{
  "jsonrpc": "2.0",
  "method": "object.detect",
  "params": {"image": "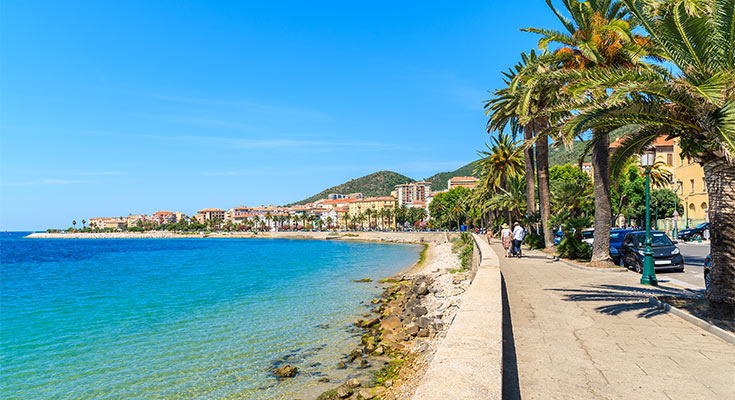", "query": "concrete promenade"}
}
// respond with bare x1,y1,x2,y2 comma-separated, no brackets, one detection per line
497,244,735,400
412,234,503,399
